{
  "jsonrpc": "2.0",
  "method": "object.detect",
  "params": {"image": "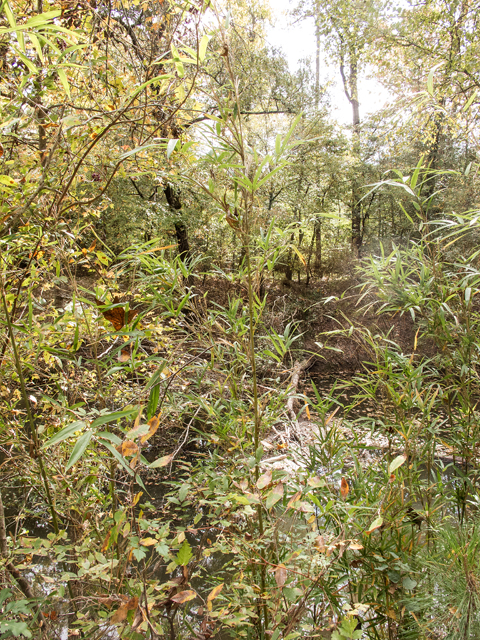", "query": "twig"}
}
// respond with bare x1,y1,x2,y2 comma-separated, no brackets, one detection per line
167,408,201,474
